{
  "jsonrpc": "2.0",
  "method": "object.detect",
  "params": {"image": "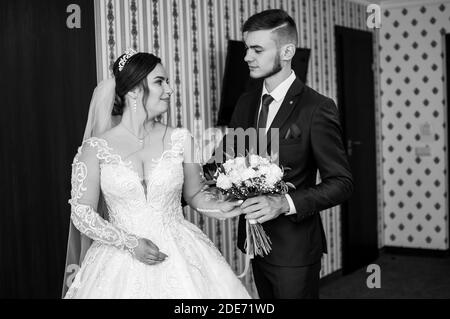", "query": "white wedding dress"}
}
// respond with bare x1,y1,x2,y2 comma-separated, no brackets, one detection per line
64,128,250,298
